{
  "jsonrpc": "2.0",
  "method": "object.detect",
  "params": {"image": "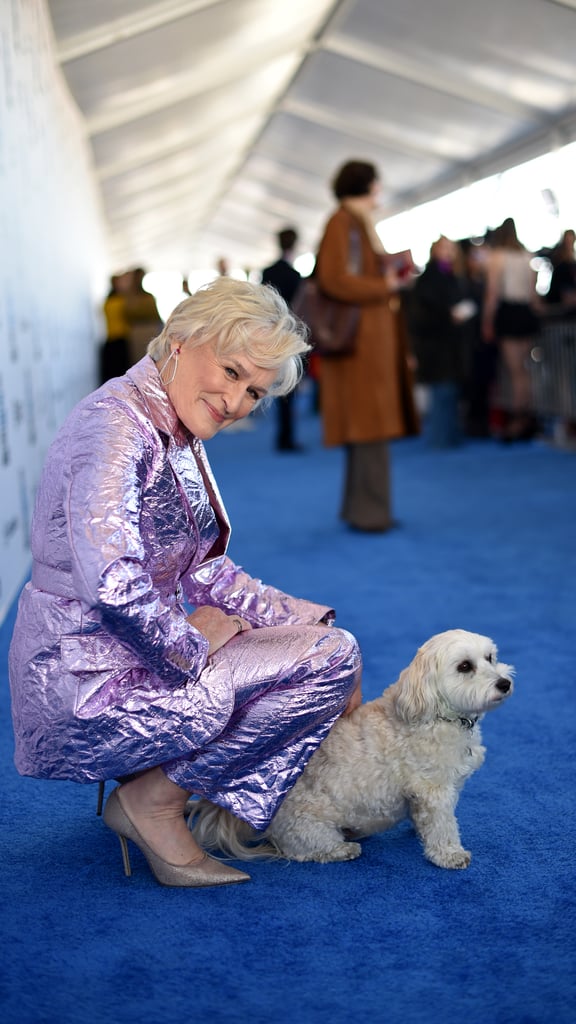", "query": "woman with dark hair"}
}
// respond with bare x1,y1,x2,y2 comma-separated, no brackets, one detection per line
408,236,473,448
546,228,576,312
315,160,418,532
331,161,379,200
482,217,540,441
